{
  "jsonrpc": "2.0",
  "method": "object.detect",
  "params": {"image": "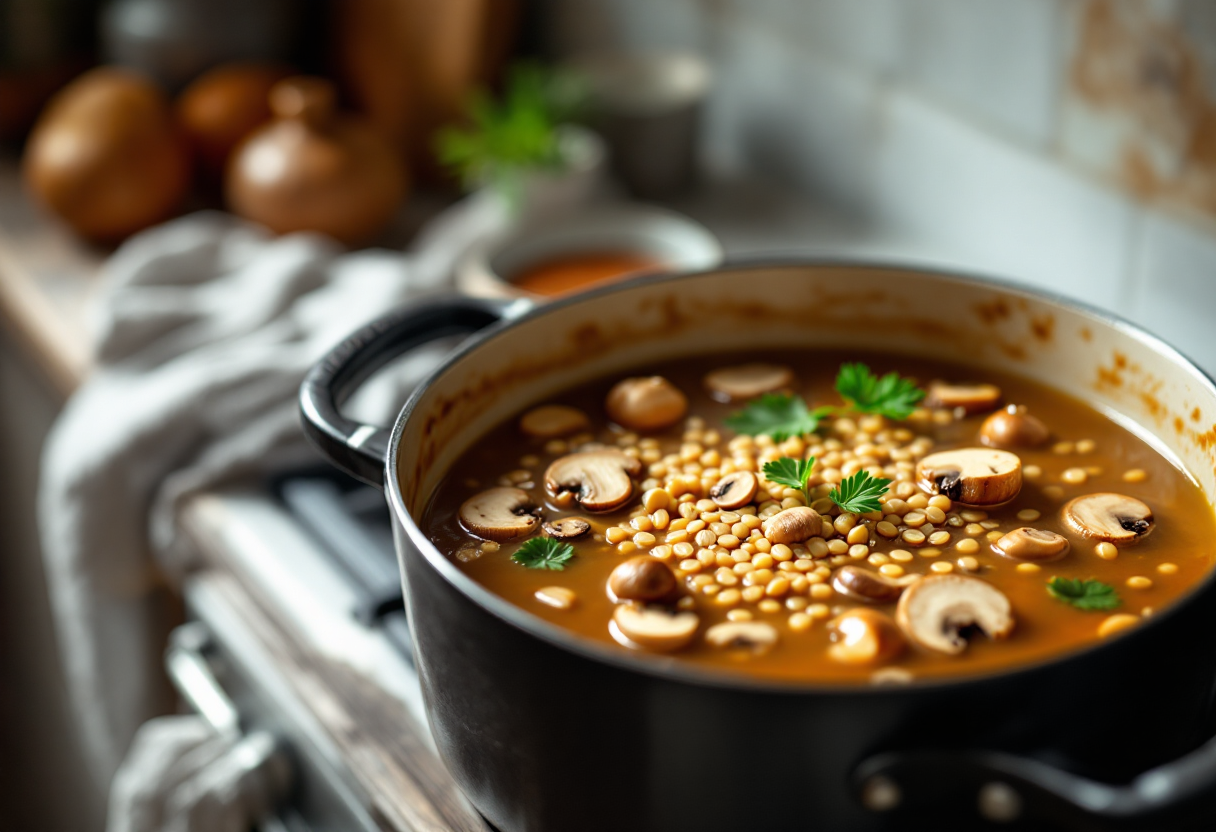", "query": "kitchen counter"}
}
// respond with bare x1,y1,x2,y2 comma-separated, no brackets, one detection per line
0,161,100,396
